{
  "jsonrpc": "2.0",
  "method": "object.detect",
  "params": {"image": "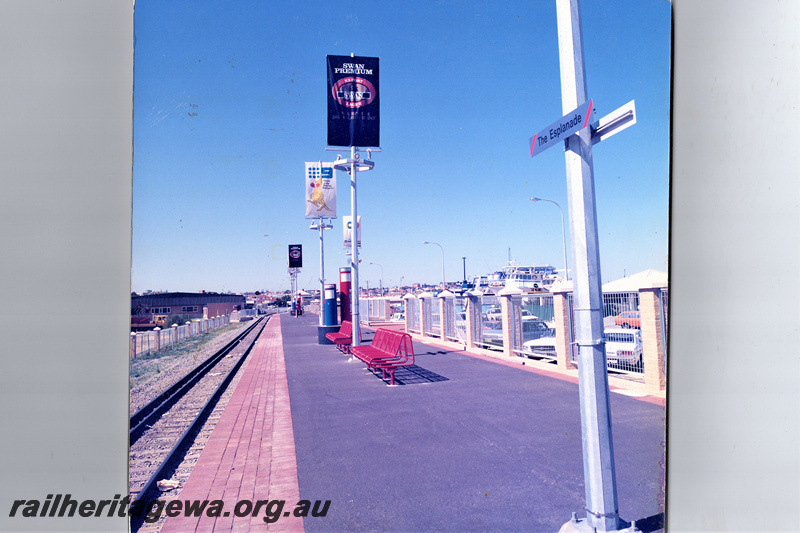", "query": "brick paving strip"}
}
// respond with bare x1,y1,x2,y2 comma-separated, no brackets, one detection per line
161,314,303,533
